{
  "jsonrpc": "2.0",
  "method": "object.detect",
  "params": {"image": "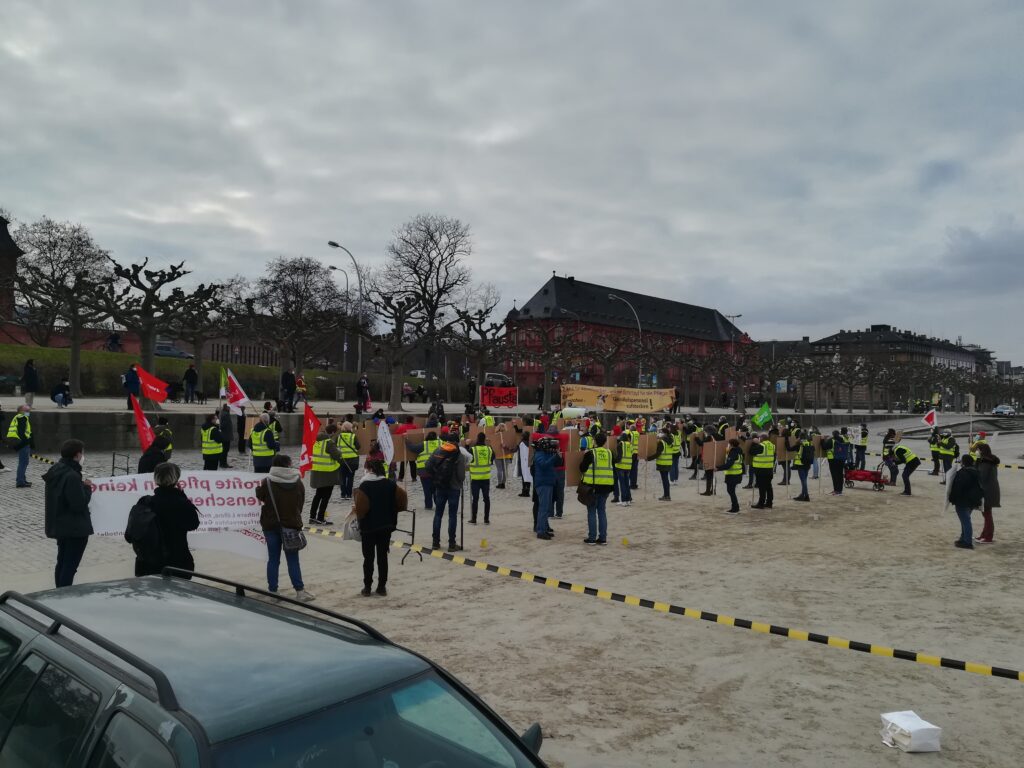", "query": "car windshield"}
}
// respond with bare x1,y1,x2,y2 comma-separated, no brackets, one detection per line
212,671,538,768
